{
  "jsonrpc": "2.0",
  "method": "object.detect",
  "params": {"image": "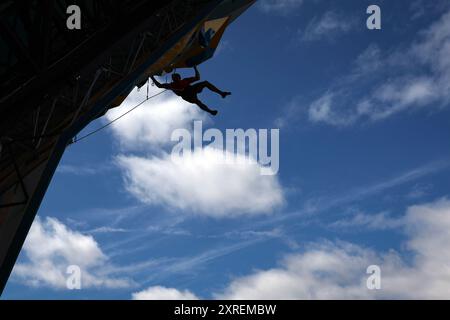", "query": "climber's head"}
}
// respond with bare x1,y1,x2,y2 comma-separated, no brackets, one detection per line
172,73,181,81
